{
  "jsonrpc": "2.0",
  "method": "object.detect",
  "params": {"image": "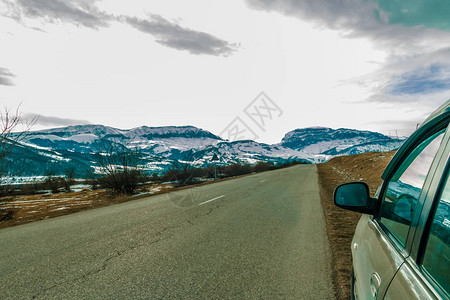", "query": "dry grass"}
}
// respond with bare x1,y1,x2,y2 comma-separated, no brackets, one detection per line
0,184,173,229
317,151,396,300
